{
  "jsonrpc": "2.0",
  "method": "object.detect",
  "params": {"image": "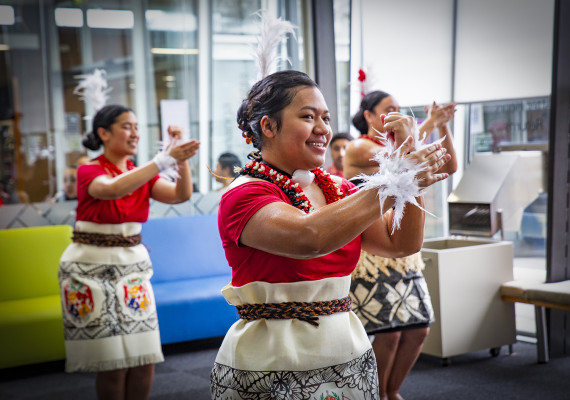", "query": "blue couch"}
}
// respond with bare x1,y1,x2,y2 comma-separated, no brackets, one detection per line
141,214,237,344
